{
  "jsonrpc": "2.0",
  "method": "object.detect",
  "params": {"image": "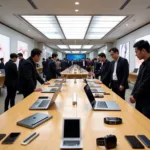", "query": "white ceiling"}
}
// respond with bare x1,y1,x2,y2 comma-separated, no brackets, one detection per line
0,0,150,53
